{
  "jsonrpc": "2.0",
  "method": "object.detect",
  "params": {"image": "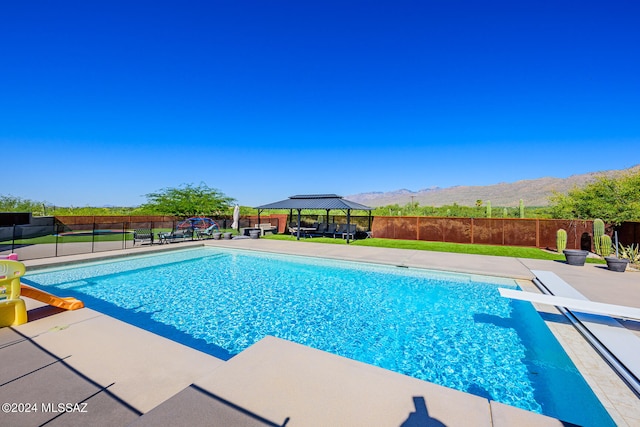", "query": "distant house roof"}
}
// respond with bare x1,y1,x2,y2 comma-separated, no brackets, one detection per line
256,194,373,211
